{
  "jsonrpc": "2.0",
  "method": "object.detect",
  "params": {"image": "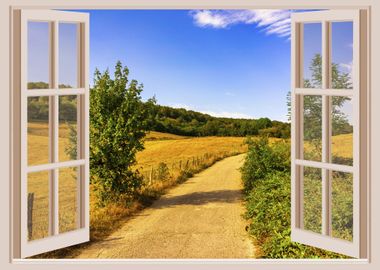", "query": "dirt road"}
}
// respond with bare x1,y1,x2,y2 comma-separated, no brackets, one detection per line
75,154,255,259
